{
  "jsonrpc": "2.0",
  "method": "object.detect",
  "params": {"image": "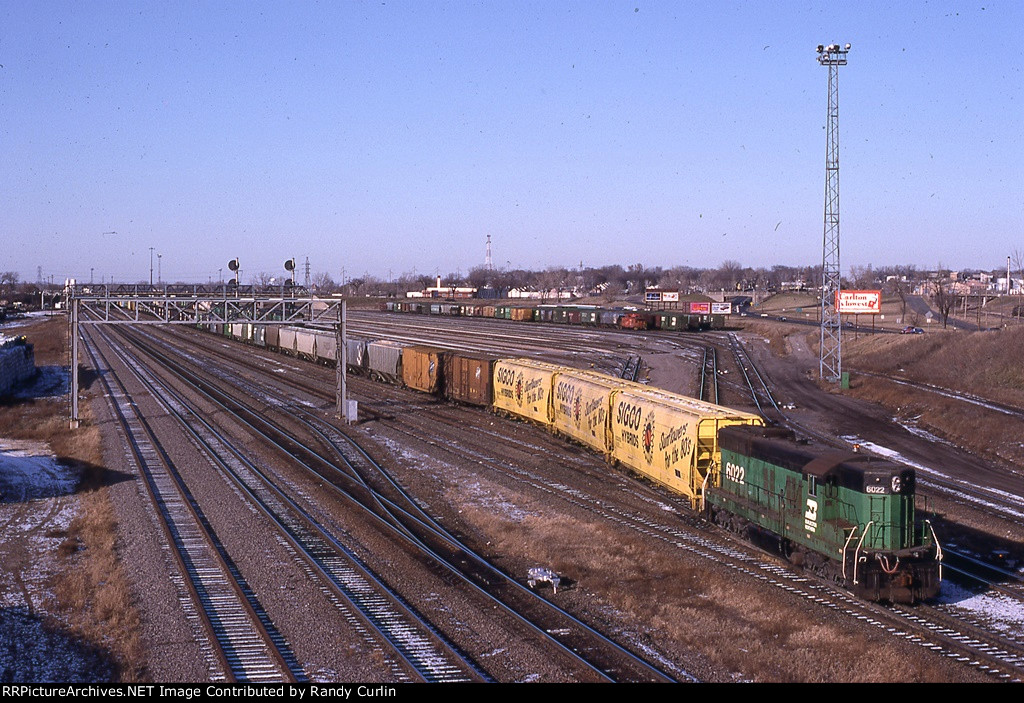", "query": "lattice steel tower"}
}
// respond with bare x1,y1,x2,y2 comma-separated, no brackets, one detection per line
817,43,850,383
